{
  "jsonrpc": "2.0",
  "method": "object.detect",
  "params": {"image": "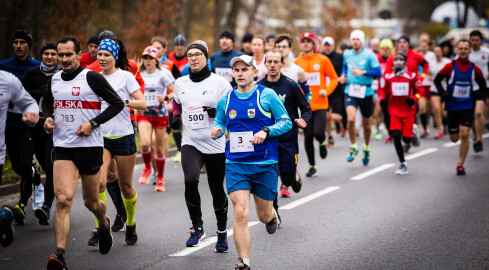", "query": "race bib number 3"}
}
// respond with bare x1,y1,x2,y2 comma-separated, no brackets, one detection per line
306,72,320,86
453,85,470,98
215,68,233,82
56,109,82,129
391,82,409,96
144,91,159,107
348,84,366,98
229,131,254,153
187,111,209,129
